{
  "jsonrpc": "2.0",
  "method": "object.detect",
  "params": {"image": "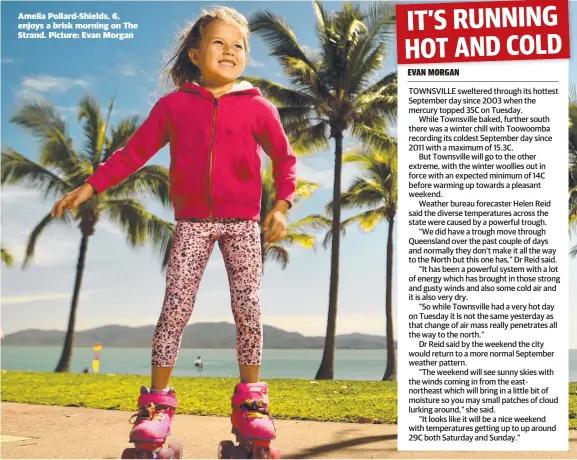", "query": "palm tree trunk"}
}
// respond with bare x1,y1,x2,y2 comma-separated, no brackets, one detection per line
54,234,89,372
383,213,396,381
315,133,344,380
